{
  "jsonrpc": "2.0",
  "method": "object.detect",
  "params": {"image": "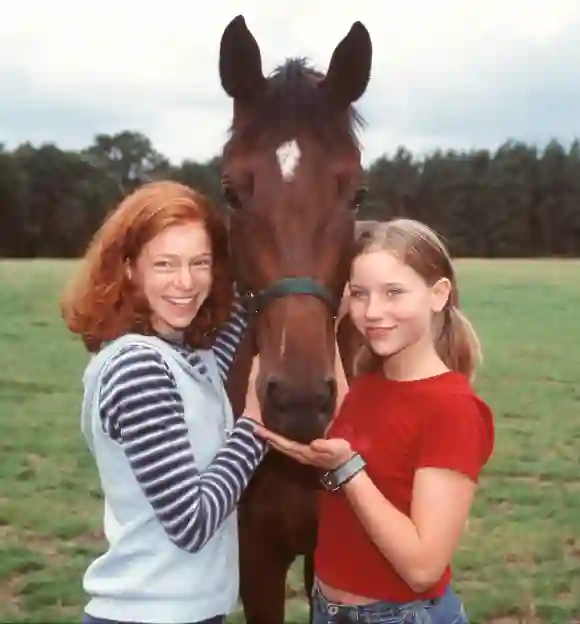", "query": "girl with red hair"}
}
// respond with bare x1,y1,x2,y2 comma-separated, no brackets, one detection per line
62,180,264,624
